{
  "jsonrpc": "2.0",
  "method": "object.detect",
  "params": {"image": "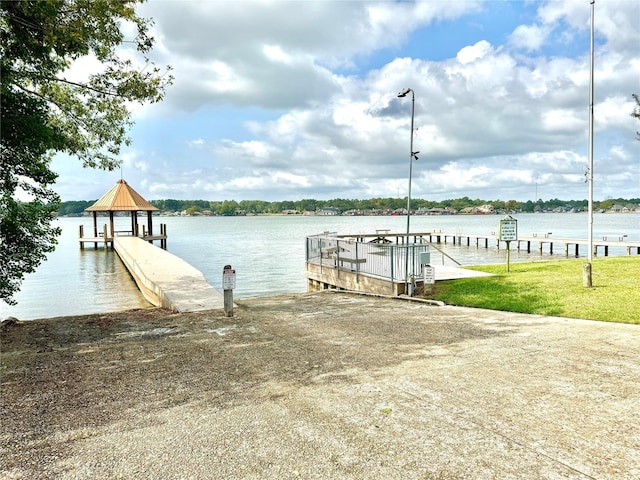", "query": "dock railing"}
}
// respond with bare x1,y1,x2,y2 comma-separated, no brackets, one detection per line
306,233,430,282
79,223,168,249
